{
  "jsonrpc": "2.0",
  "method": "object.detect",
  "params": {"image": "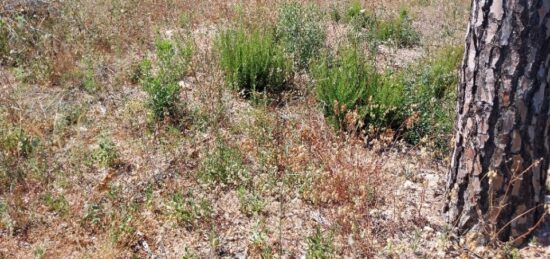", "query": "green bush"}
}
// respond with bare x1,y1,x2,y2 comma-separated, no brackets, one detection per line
276,1,325,70
237,186,264,216
91,134,118,168
403,46,463,149
43,193,69,216
0,116,42,190
140,37,193,120
330,6,342,23
366,71,407,130
312,47,407,131
345,1,375,29
373,9,419,47
306,227,334,258
311,47,375,130
217,28,291,94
